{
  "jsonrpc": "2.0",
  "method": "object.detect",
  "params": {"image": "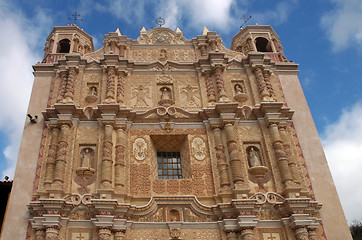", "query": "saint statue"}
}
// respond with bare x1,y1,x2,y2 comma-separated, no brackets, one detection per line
80,148,92,168
248,147,262,167
235,84,243,95
90,87,97,96
161,88,171,100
